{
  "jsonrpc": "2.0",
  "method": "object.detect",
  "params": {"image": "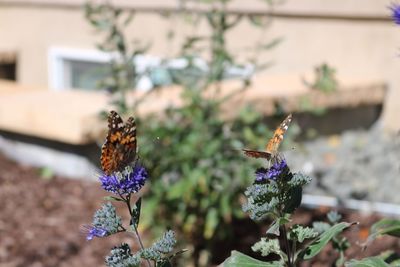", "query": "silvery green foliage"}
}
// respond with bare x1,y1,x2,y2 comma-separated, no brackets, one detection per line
311,212,351,266
266,215,291,236
242,171,311,220
327,210,342,223
312,221,331,234
289,225,318,243
93,202,122,235
141,230,177,261
140,248,161,262
105,243,141,267
251,238,283,258
152,230,176,254
242,183,279,221
288,173,312,187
